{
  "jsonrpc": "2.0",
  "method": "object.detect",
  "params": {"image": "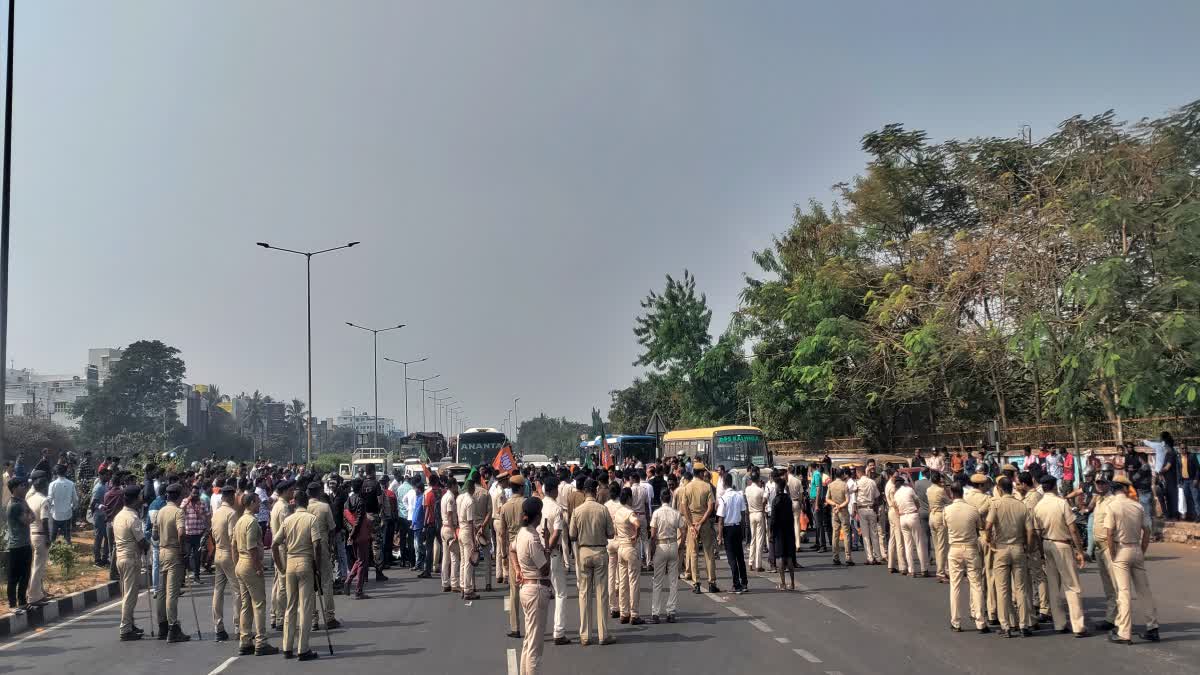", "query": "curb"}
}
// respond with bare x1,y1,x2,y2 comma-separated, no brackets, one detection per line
0,579,120,639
